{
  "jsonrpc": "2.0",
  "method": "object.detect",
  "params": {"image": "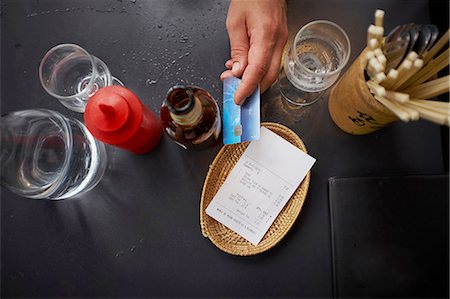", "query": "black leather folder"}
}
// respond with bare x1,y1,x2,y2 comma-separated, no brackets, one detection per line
329,174,449,298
